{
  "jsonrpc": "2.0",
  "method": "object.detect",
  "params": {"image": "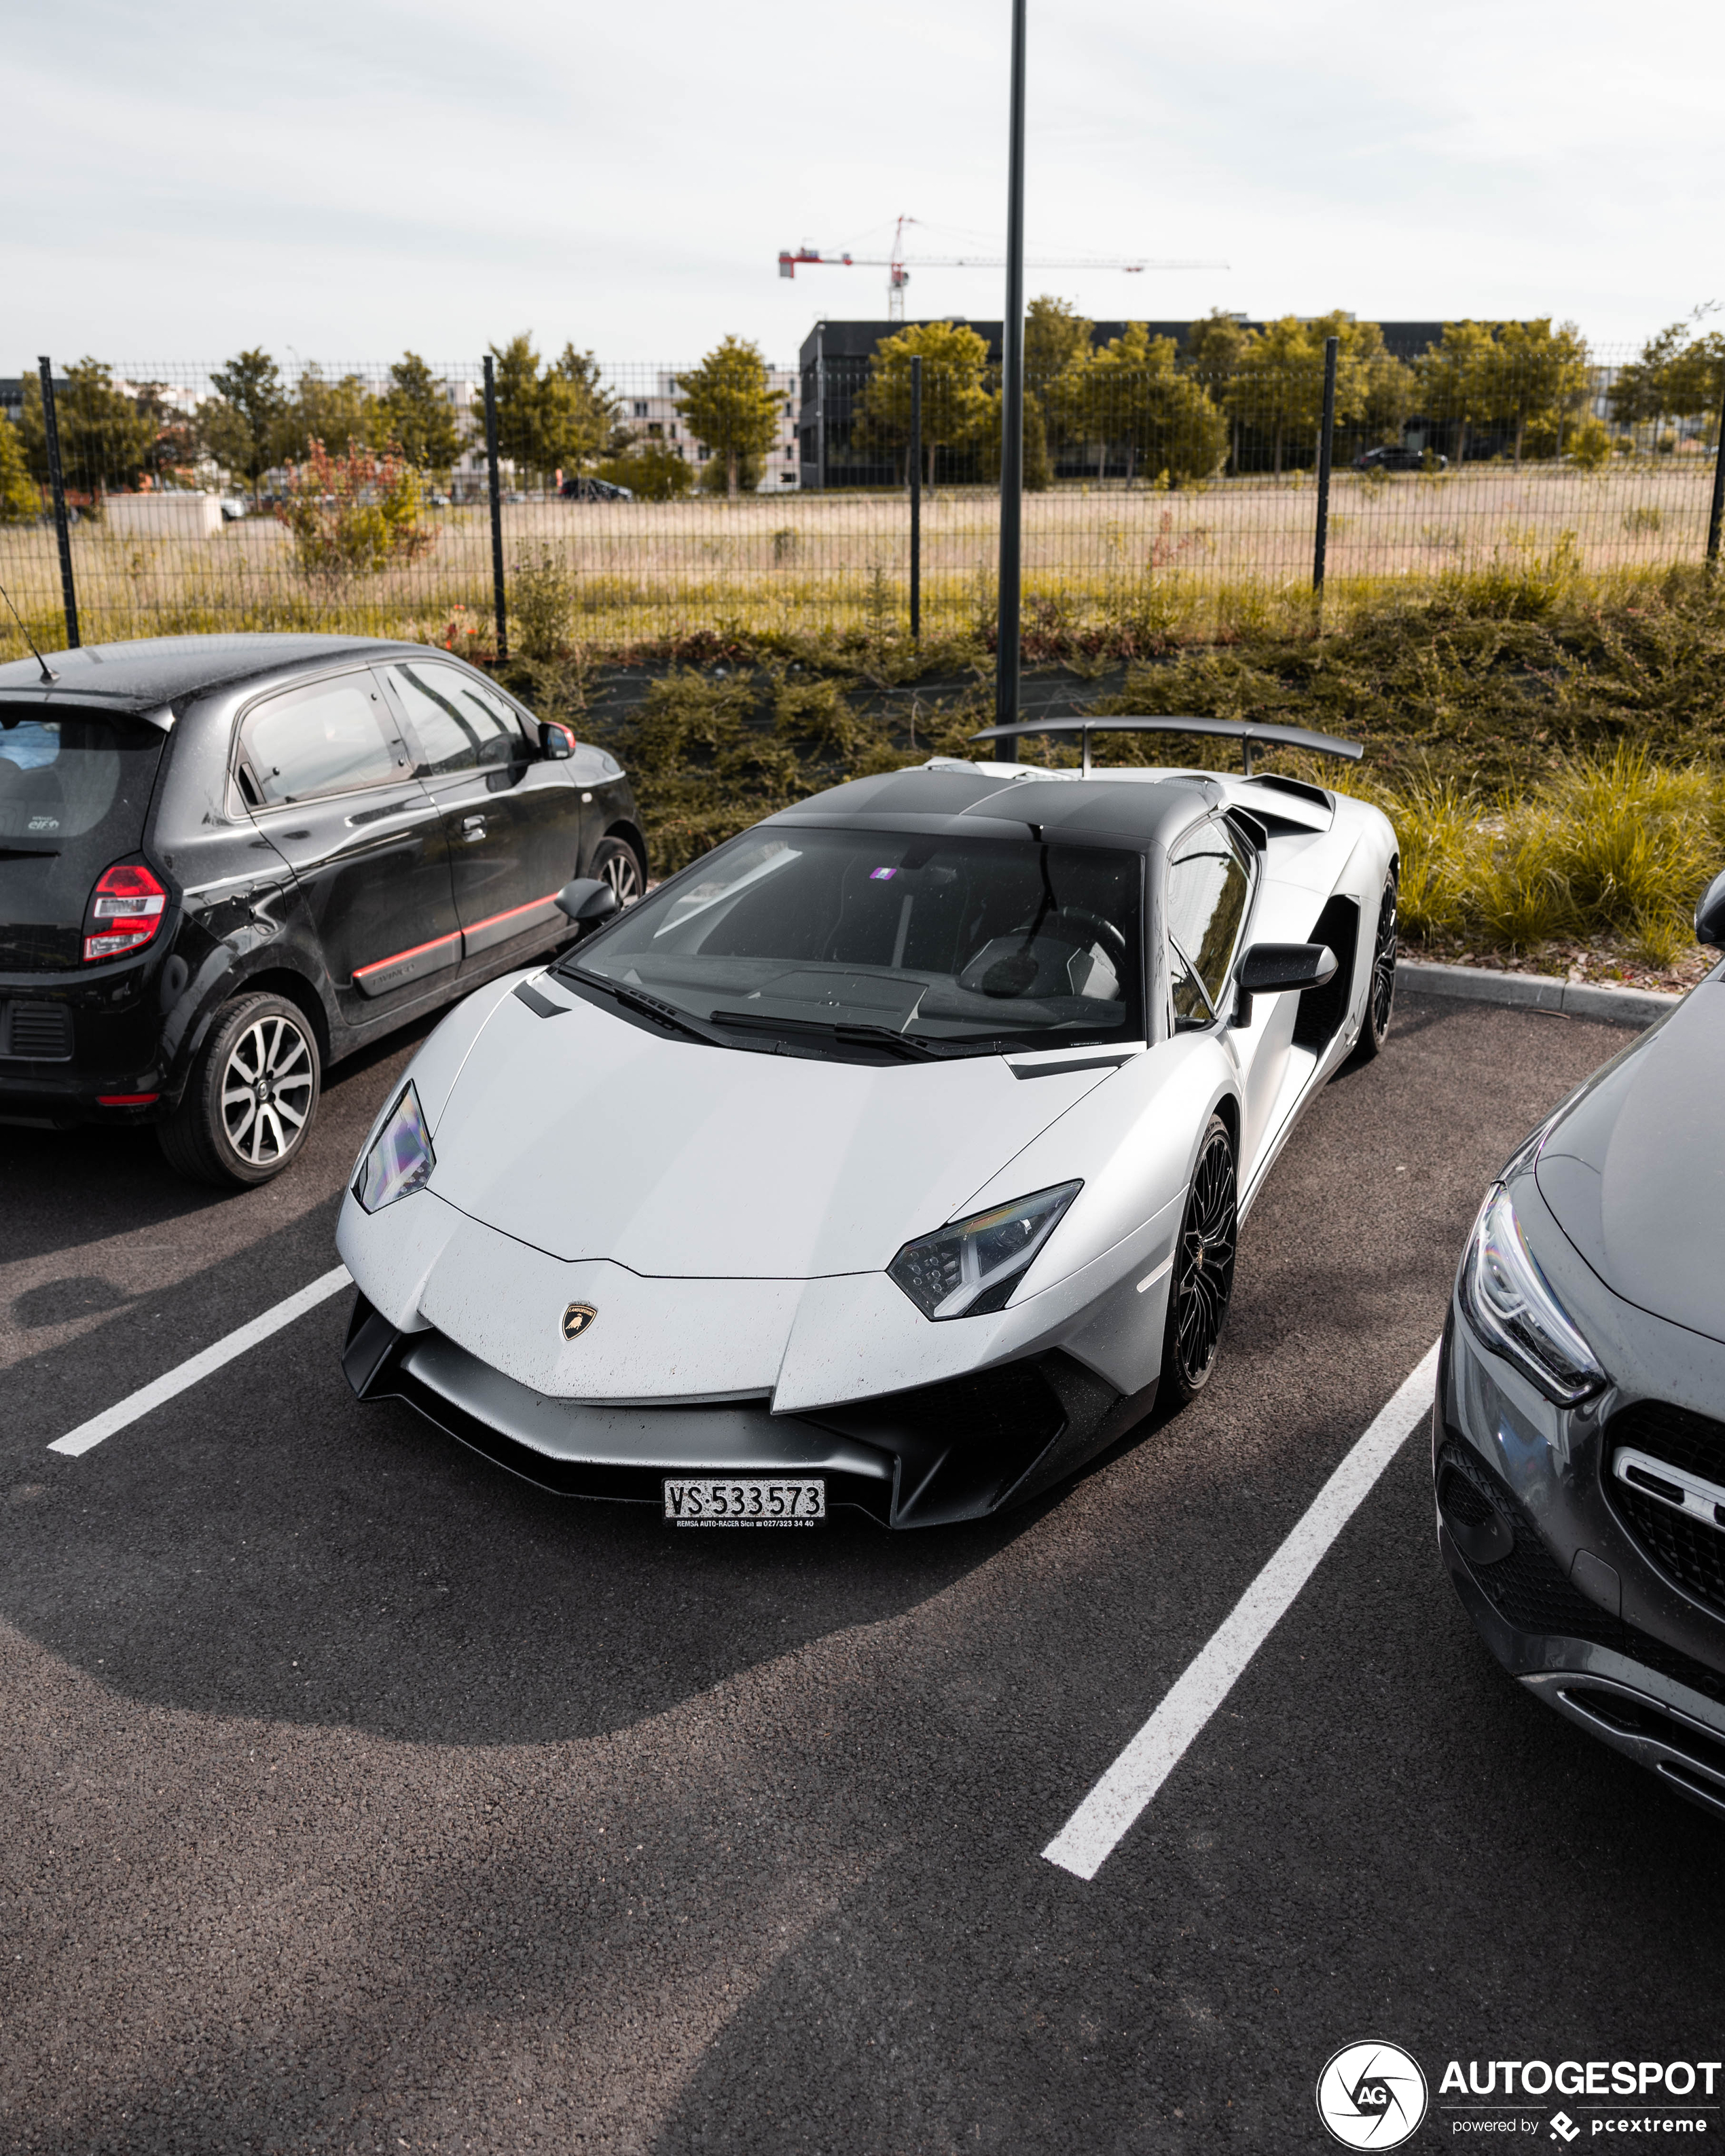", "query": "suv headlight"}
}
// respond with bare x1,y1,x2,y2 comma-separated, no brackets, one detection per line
1457,1182,1605,1405
888,1182,1081,1321
353,1083,435,1213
